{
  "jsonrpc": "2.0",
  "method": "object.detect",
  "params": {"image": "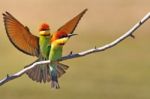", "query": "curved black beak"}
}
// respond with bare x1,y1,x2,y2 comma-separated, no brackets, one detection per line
68,34,78,38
